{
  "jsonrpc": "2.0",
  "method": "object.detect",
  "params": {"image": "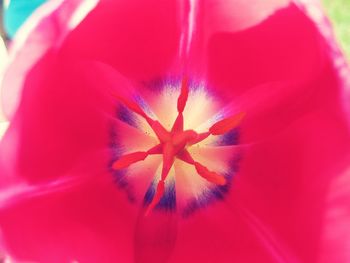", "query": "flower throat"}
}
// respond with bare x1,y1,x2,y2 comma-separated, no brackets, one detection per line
111,77,244,216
